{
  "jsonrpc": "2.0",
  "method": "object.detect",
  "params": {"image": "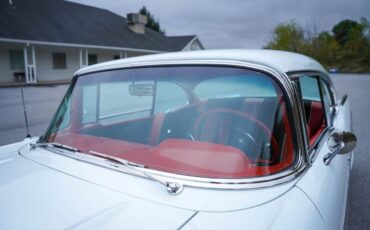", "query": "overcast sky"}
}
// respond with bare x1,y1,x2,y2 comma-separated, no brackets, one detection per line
69,0,370,49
